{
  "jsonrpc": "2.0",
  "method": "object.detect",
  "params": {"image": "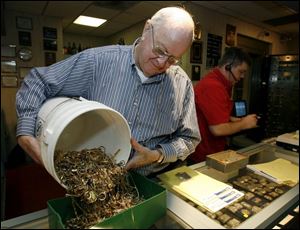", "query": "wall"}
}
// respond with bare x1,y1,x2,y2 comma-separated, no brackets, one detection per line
63,32,107,52
1,10,63,153
109,21,145,45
